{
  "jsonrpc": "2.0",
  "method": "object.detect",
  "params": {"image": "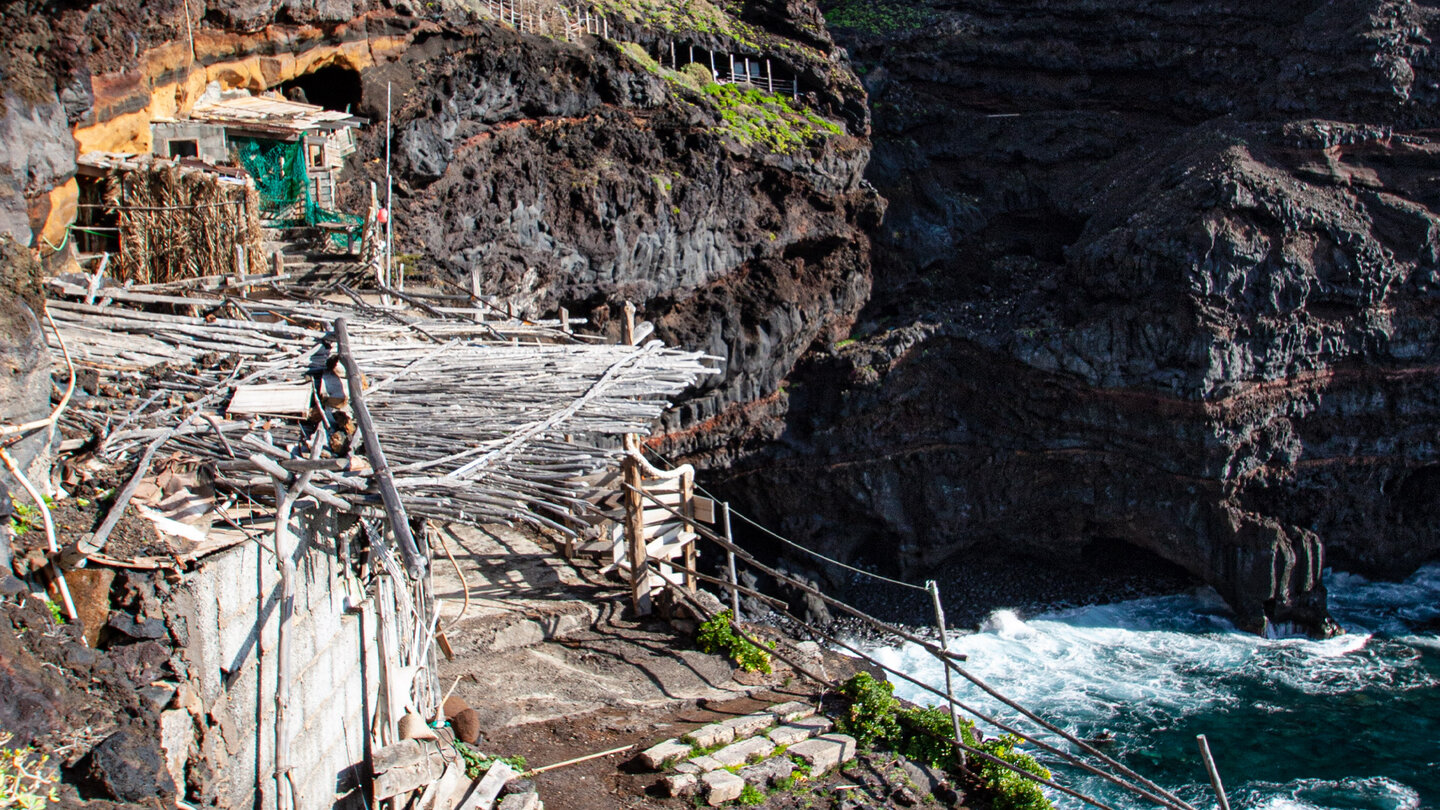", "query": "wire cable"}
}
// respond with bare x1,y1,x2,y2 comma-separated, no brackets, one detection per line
640,445,930,592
